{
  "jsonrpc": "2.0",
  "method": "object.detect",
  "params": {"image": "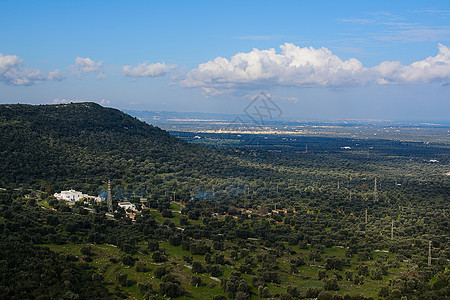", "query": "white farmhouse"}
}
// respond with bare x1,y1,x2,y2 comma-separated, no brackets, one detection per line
54,189,102,202
118,202,137,211
54,189,84,202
